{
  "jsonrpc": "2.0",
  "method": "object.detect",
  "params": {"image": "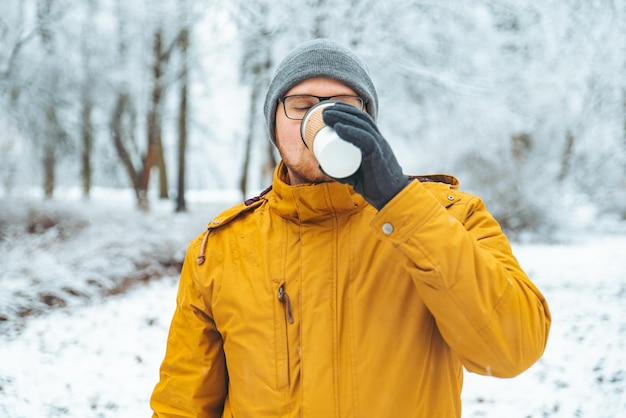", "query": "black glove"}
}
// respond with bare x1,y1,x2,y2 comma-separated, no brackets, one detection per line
322,102,409,210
